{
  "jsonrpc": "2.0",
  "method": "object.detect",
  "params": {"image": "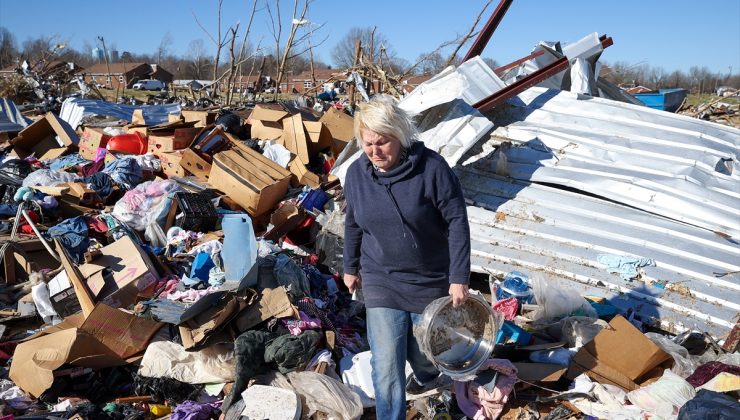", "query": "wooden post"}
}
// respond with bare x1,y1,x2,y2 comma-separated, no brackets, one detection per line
255,56,266,93
348,39,362,110
309,43,317,95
